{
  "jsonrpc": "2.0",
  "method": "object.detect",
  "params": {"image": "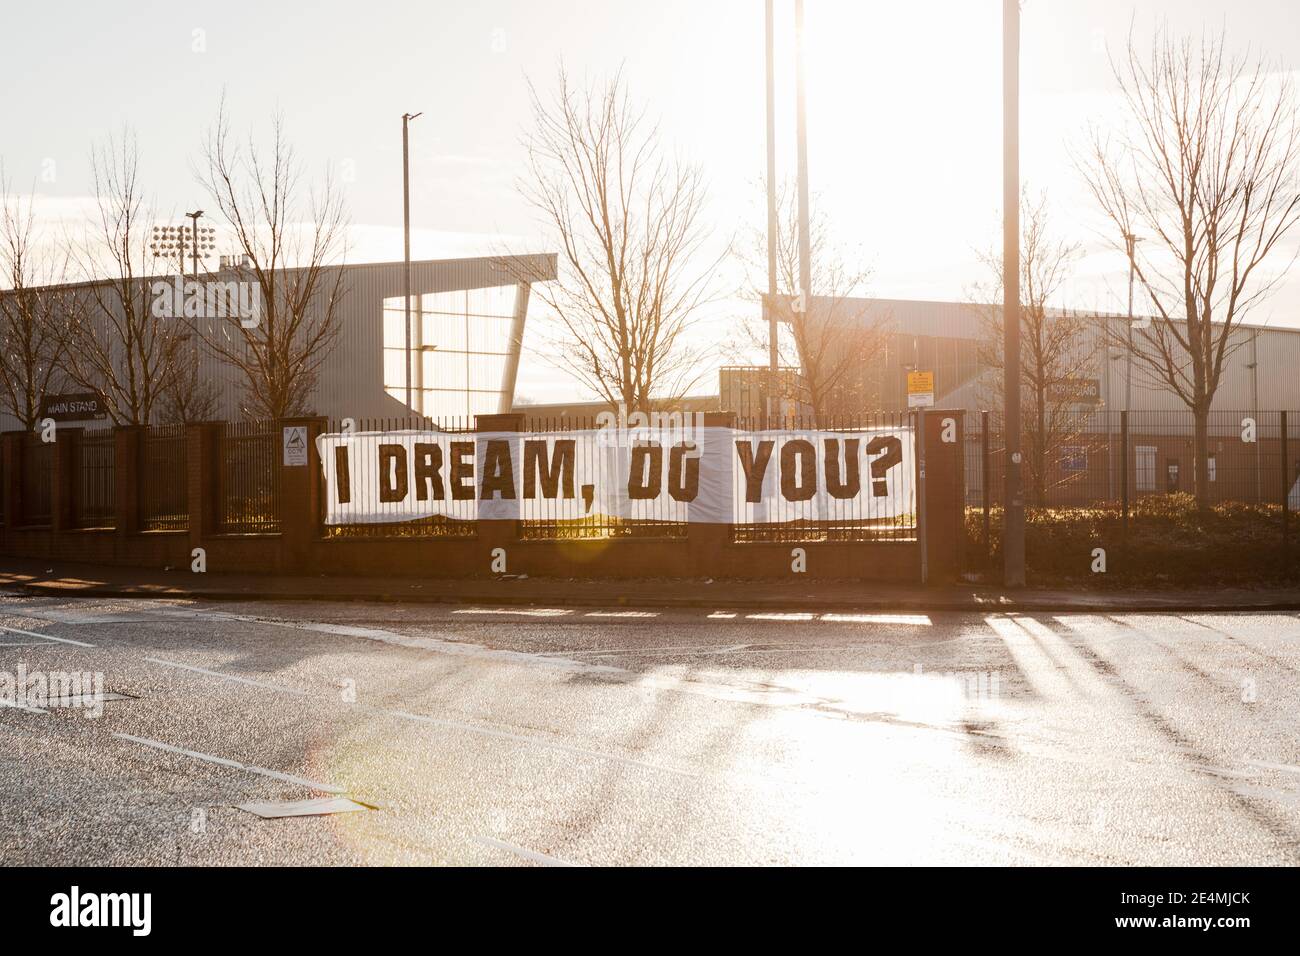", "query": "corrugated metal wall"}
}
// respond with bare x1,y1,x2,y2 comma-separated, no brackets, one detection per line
0,254,556,430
